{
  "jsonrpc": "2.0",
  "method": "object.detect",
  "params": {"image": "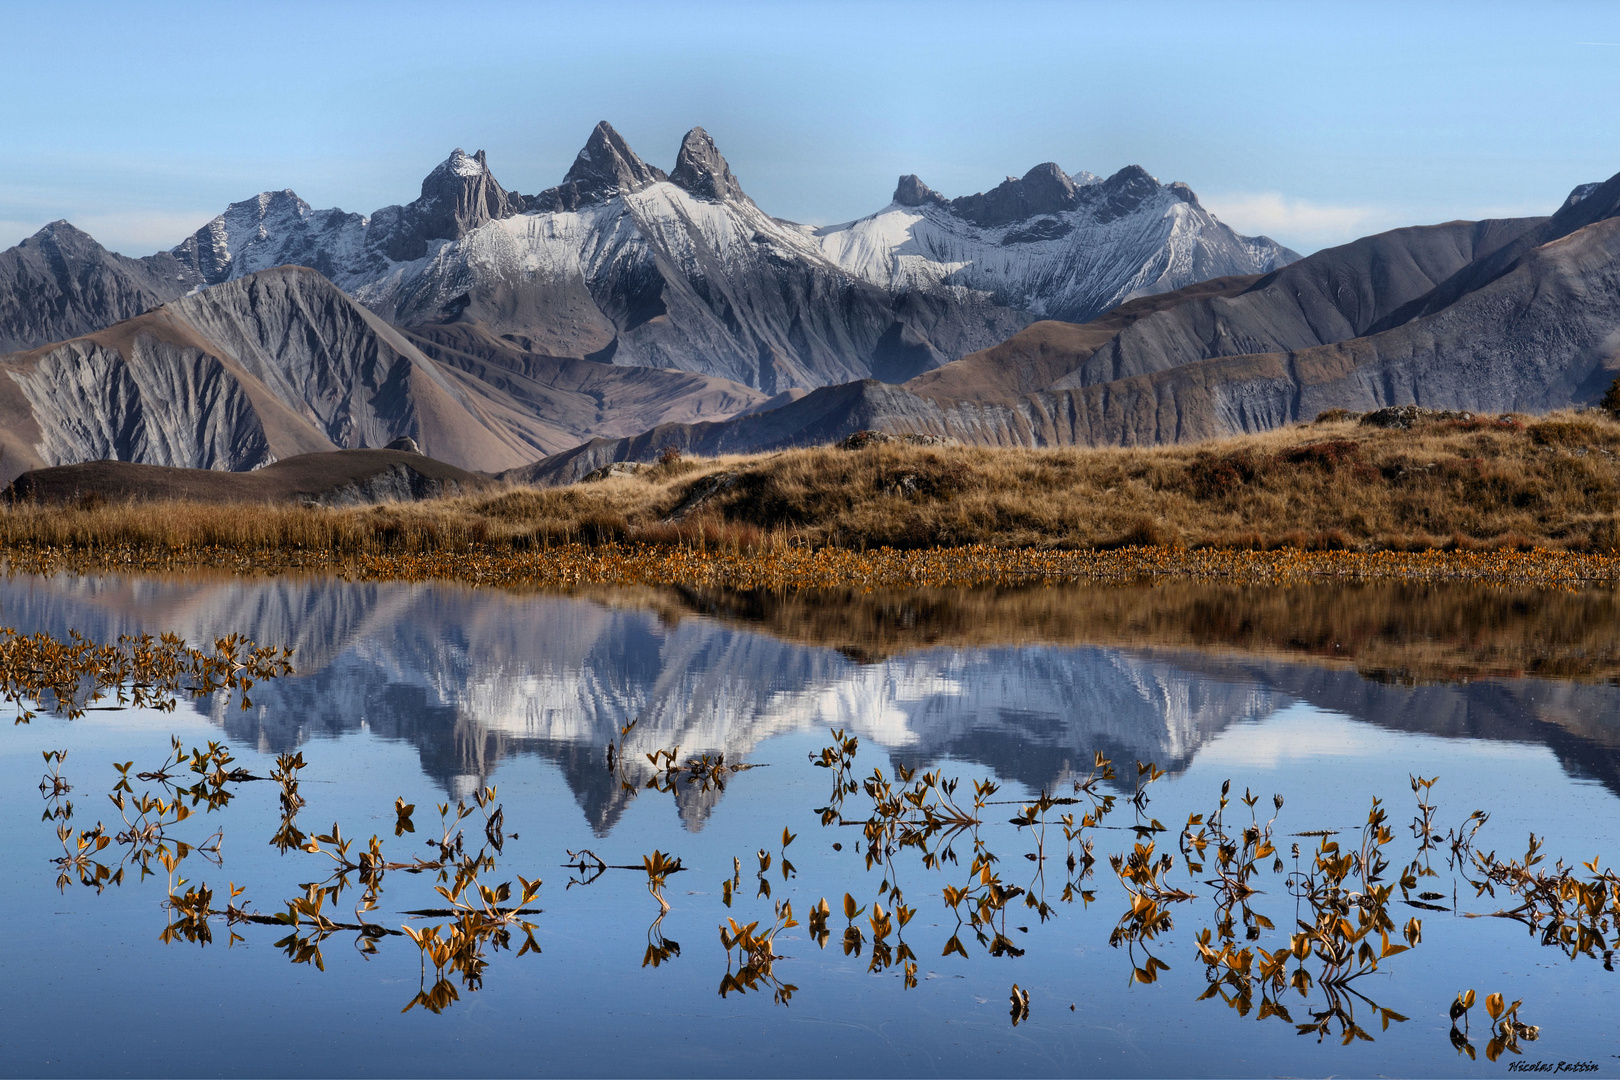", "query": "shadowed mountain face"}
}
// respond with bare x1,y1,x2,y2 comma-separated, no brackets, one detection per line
5,575,1620,834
